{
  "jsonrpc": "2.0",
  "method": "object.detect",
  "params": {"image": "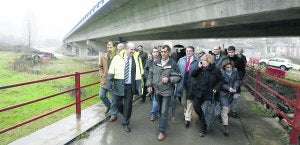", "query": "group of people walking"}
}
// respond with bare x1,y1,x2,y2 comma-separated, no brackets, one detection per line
98,41,247,141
